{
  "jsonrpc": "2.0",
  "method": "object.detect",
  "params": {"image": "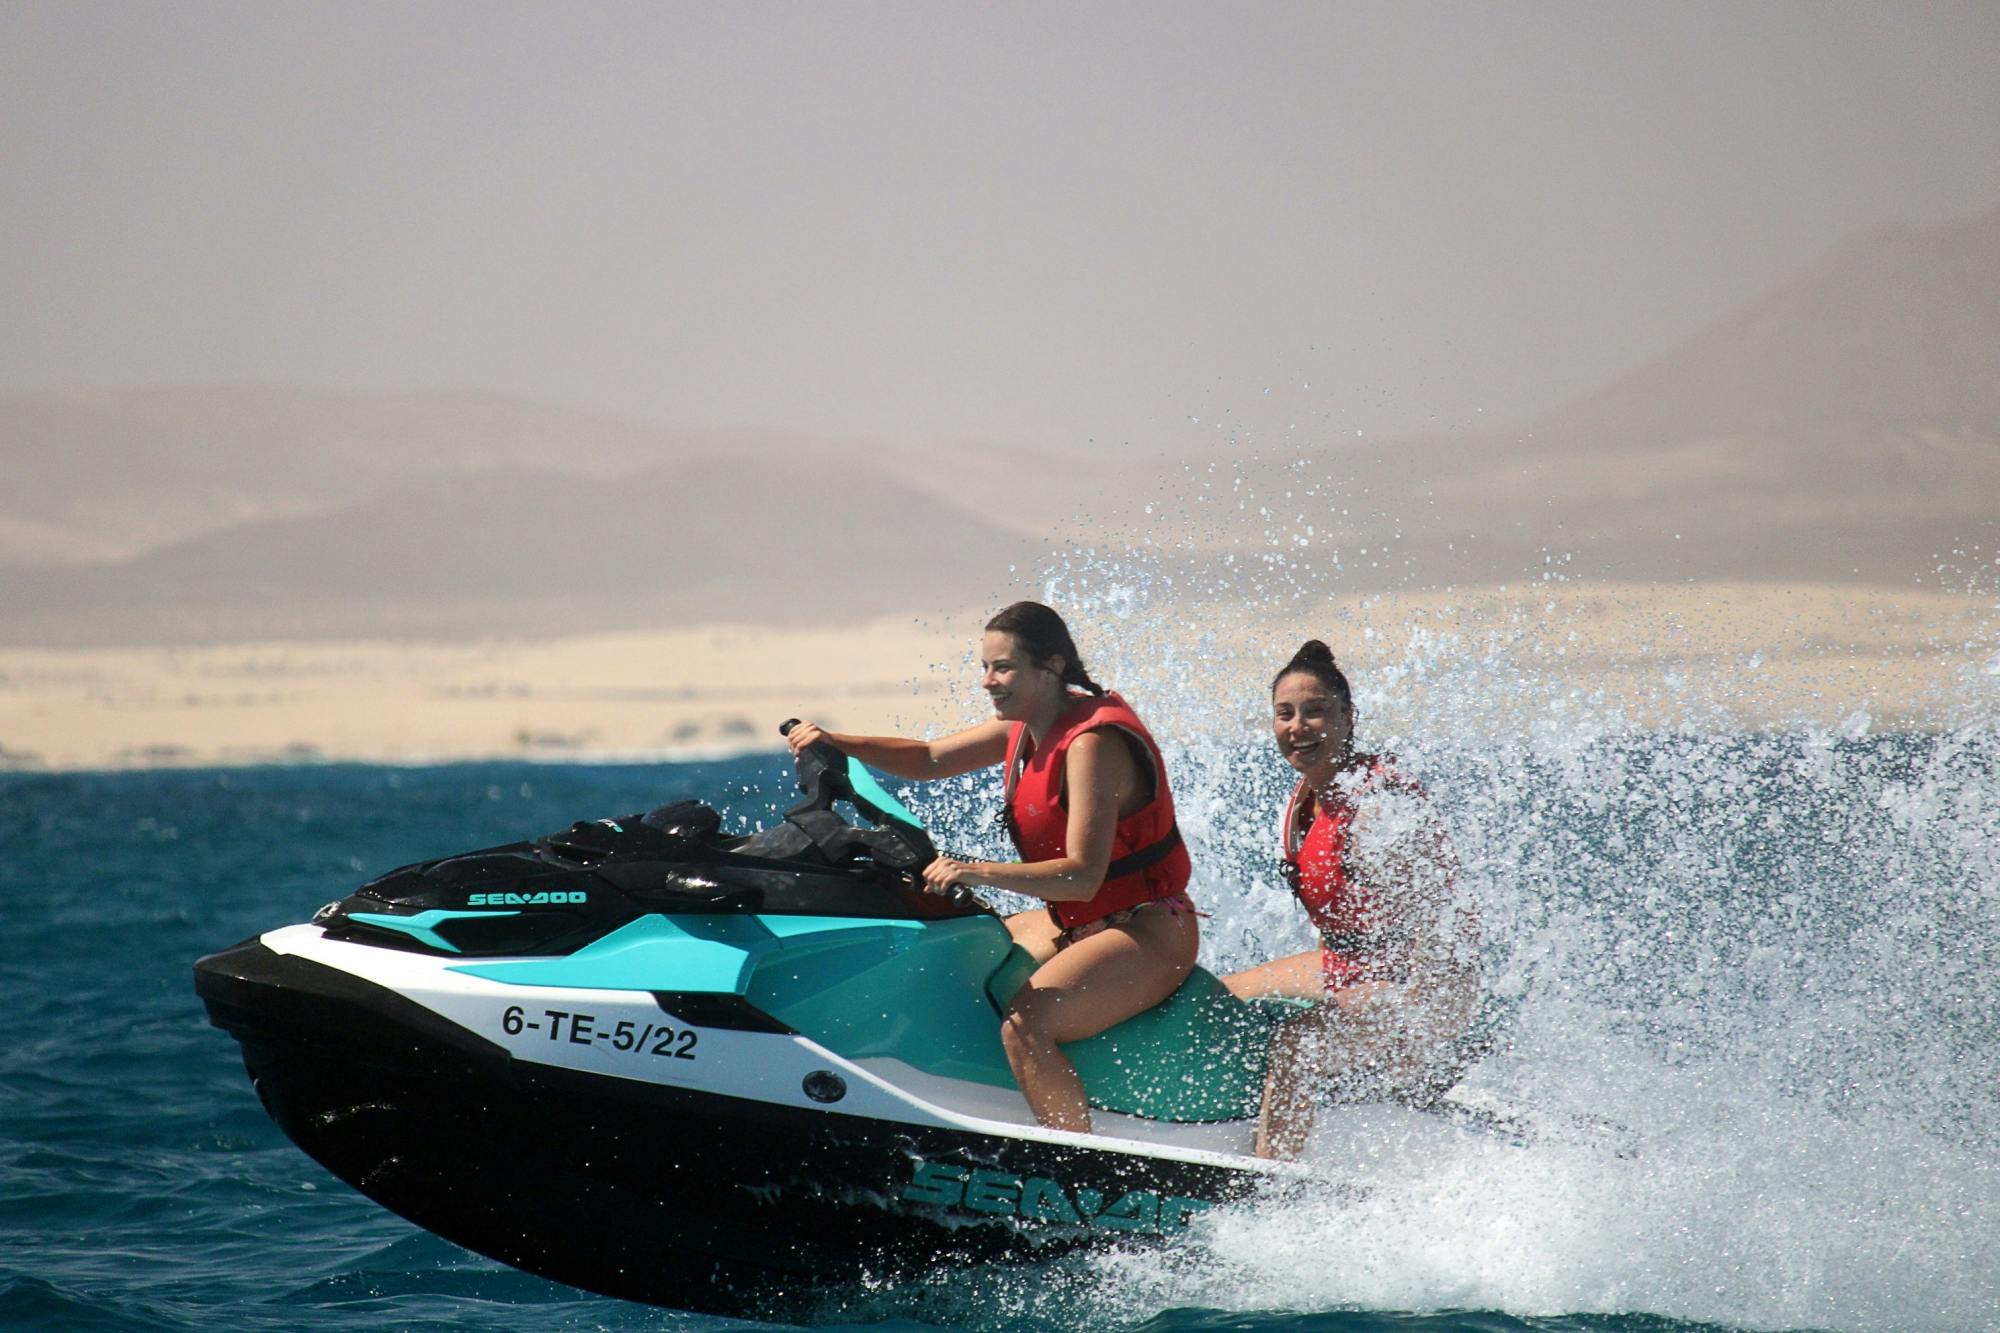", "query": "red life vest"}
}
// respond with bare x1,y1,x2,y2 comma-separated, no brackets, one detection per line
1279,757,1420,986
1003,691,1191,930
